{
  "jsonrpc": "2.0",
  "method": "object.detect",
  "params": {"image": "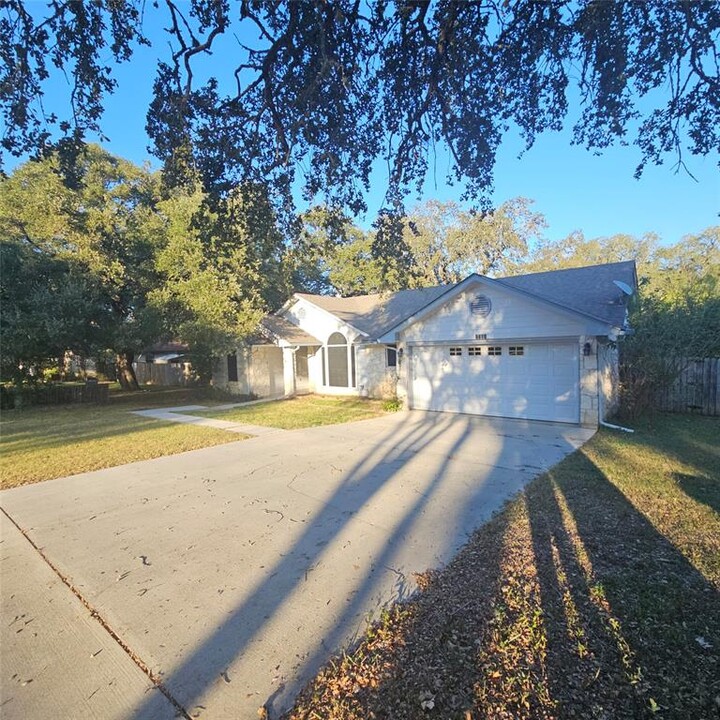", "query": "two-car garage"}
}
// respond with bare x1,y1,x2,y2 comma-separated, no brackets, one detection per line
409,341,580,424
